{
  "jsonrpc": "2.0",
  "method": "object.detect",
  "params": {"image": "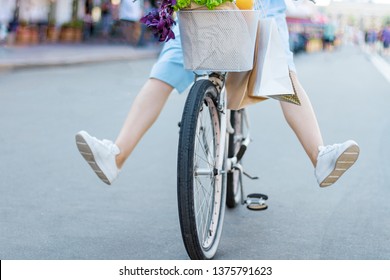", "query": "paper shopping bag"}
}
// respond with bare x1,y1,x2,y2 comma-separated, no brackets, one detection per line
252,18,300,105
226,18,300,110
